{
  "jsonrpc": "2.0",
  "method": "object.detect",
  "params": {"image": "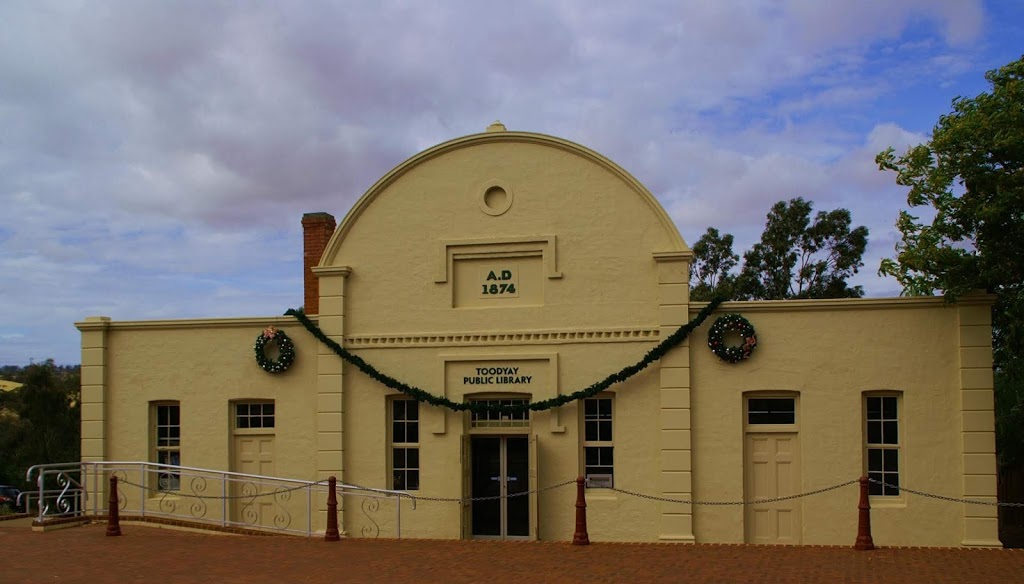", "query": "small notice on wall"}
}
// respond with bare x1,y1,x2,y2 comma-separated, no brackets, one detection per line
479,265,519,298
